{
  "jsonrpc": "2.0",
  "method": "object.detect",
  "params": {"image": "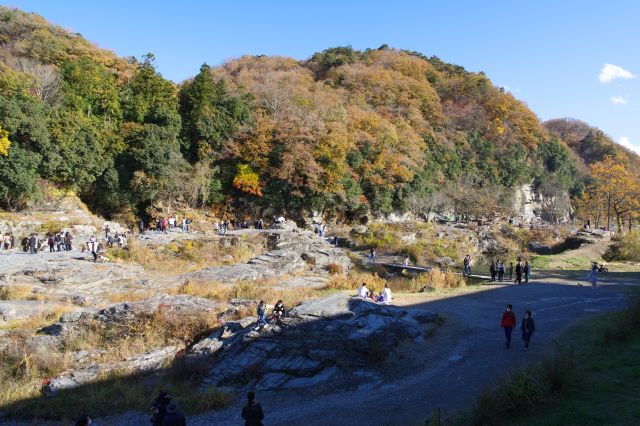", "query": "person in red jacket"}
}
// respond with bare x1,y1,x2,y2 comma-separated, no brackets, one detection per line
500,304,517,348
